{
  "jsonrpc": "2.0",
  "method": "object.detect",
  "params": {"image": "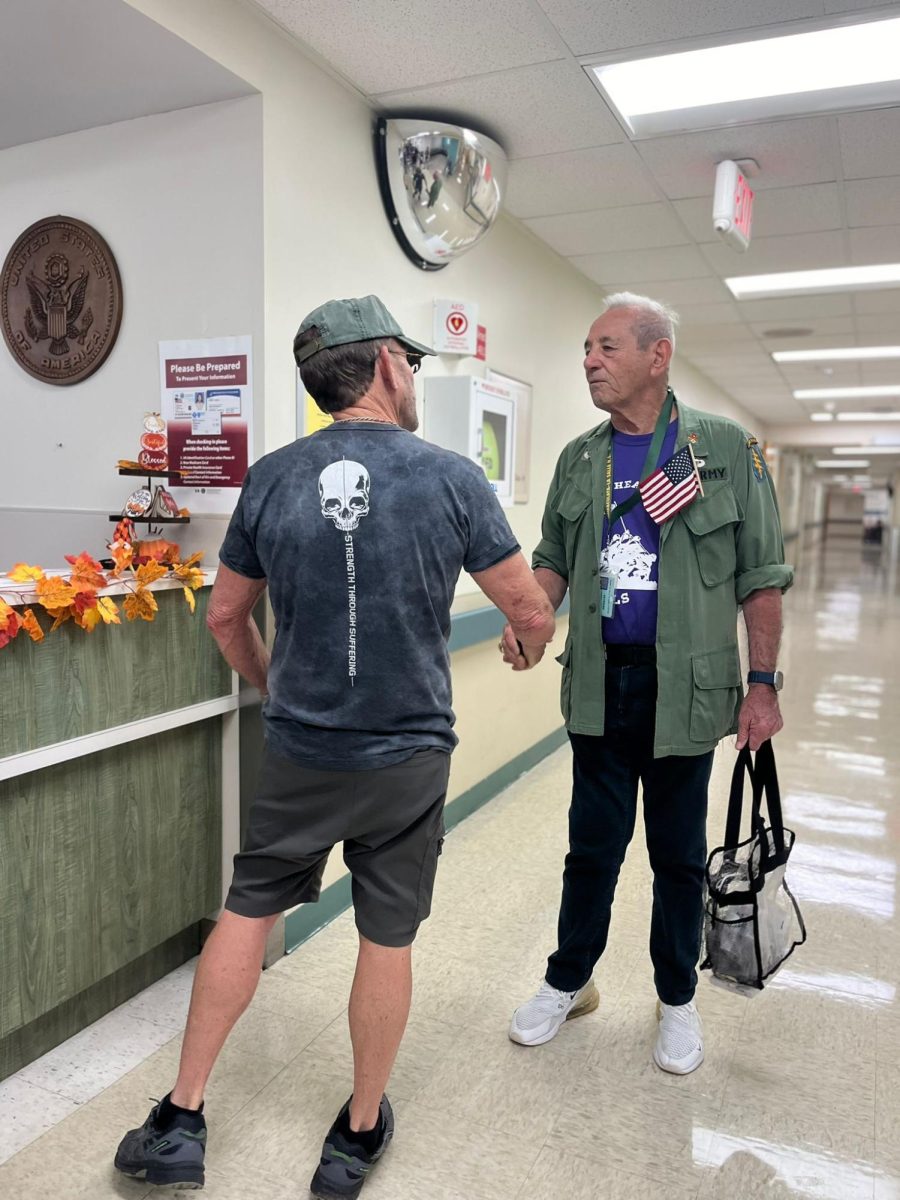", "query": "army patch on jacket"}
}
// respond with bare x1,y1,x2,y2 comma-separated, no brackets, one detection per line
747,436,766,481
